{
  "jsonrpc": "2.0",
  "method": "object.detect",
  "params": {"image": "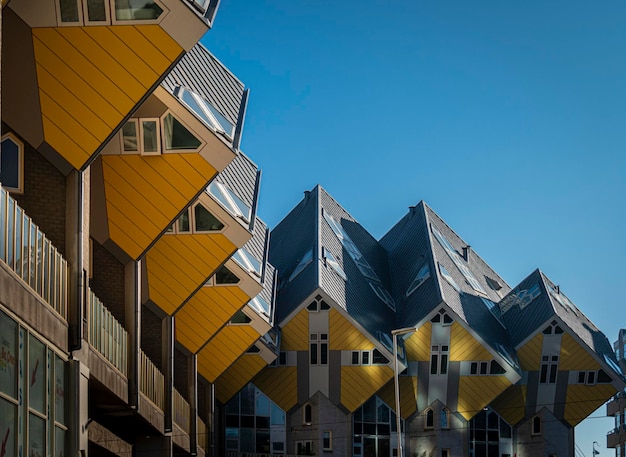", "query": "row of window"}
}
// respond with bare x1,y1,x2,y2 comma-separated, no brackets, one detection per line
58,0,163,25
121,114,203,156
